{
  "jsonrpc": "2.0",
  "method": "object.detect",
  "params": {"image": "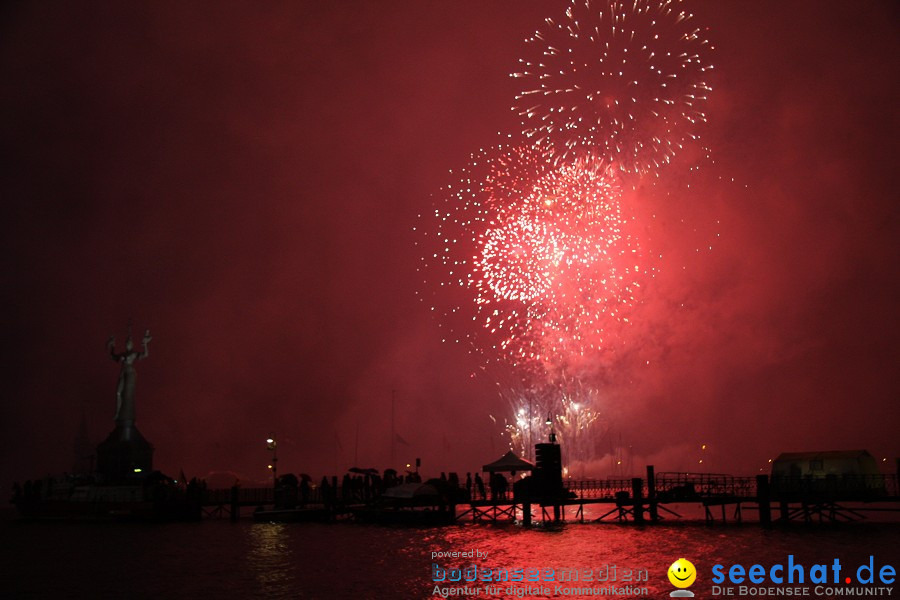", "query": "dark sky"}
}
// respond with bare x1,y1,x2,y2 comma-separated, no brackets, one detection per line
1,1,898,489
